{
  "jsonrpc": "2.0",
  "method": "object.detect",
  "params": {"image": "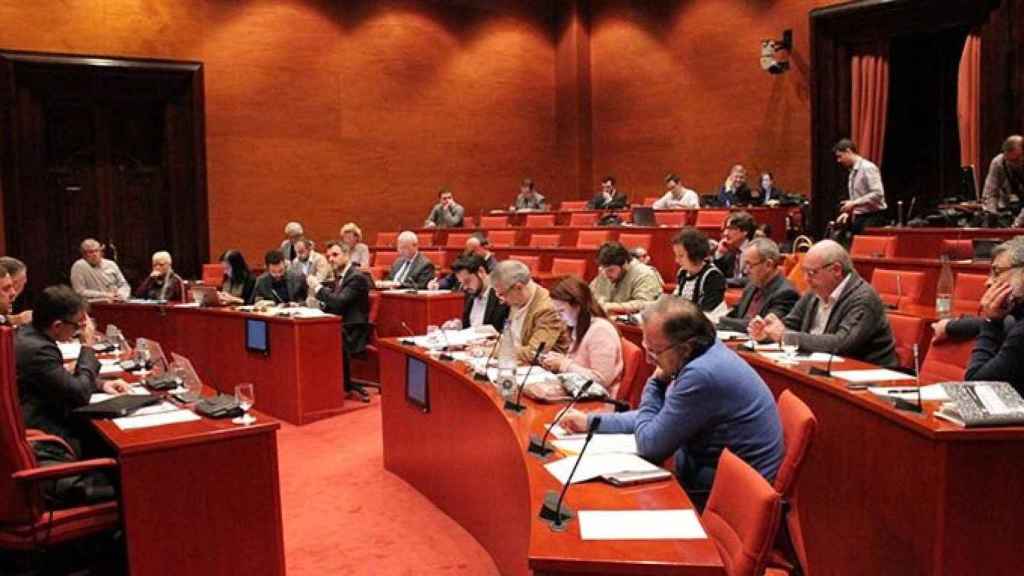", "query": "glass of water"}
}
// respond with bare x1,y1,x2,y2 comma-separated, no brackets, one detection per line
426,324,442,347
779,332,800,366
233,383,256,425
